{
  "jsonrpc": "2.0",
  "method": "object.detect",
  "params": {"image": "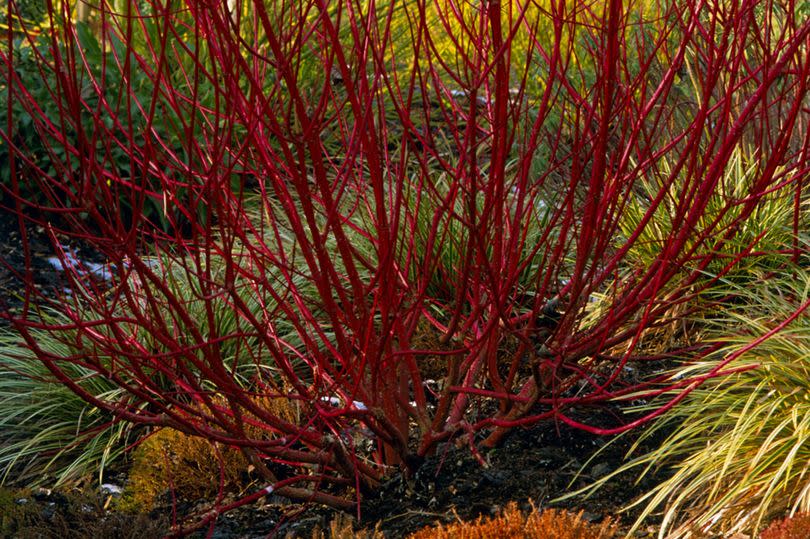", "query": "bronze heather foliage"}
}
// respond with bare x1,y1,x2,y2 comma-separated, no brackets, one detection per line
407,503,618,539
760,513,810,539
